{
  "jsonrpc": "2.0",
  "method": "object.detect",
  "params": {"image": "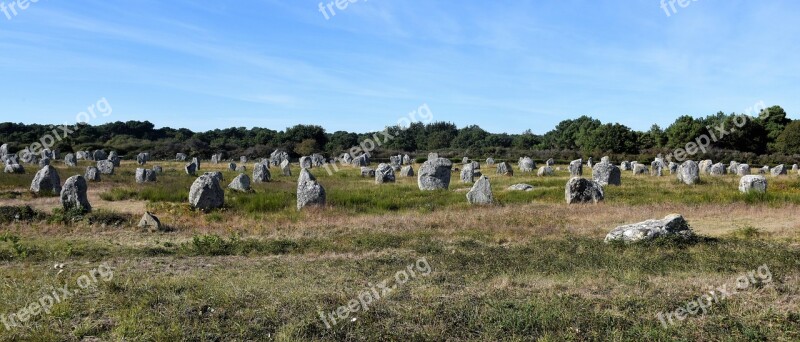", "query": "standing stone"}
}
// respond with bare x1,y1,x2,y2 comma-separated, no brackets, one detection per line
192,157,201,170
793,164,799,172
136,153,149,165
30,165,62,194
620,161,631,171
64,153,77,167
176,153,187,161
669,162,678,175
737,164,751,176
253,163,271,183
240,156,248,164
546,158,555,167
519,157,535,173
297,169,326,210
427,153,439,161
105,151,119,167
93,150,108,161
135,168,157,183
152,165,163,174
228,174,252,192
460,163,474,183
462,157,470,164
759,166,769,174
418,158,453,191
189,174,225,211
85,166,101,181
496,162,513,176
699,160,713,174
361,167,375,177
486,157,495,166
60,175,91,212
565,178,604,204
185,162,197,176
96,160,115,175
352,154,369,167
403,154,412,165
569,159,583,177
739,175,767,194
633,163,649,175
228,162,237,171
709,163,726,176
650,160,663,177
138,212,163,232
601,156,610,164
677,160,700,185
0,143,7,157
466,176,494,205
75,151,89,160
537,166,554,177
728,161,740,175
375,163,396,184
592,162,621,186
771,164,787,176
300,156,312,169
4,163,24,174
587,157,593,168
400,165,414,177
280,159,291,176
